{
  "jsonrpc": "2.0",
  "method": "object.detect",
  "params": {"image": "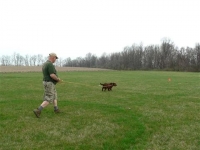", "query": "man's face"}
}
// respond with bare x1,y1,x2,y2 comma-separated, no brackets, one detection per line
52,56,57,63
50,56,57,63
